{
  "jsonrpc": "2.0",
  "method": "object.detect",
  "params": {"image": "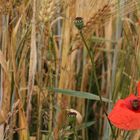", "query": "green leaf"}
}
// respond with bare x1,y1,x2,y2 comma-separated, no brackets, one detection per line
49,88,112,102
77,121,96,130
